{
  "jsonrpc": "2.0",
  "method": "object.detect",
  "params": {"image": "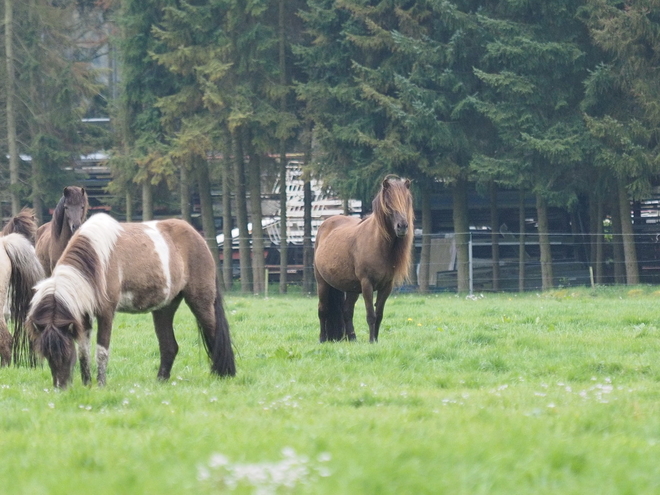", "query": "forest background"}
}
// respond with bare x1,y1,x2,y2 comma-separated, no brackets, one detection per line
0,0,658,295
